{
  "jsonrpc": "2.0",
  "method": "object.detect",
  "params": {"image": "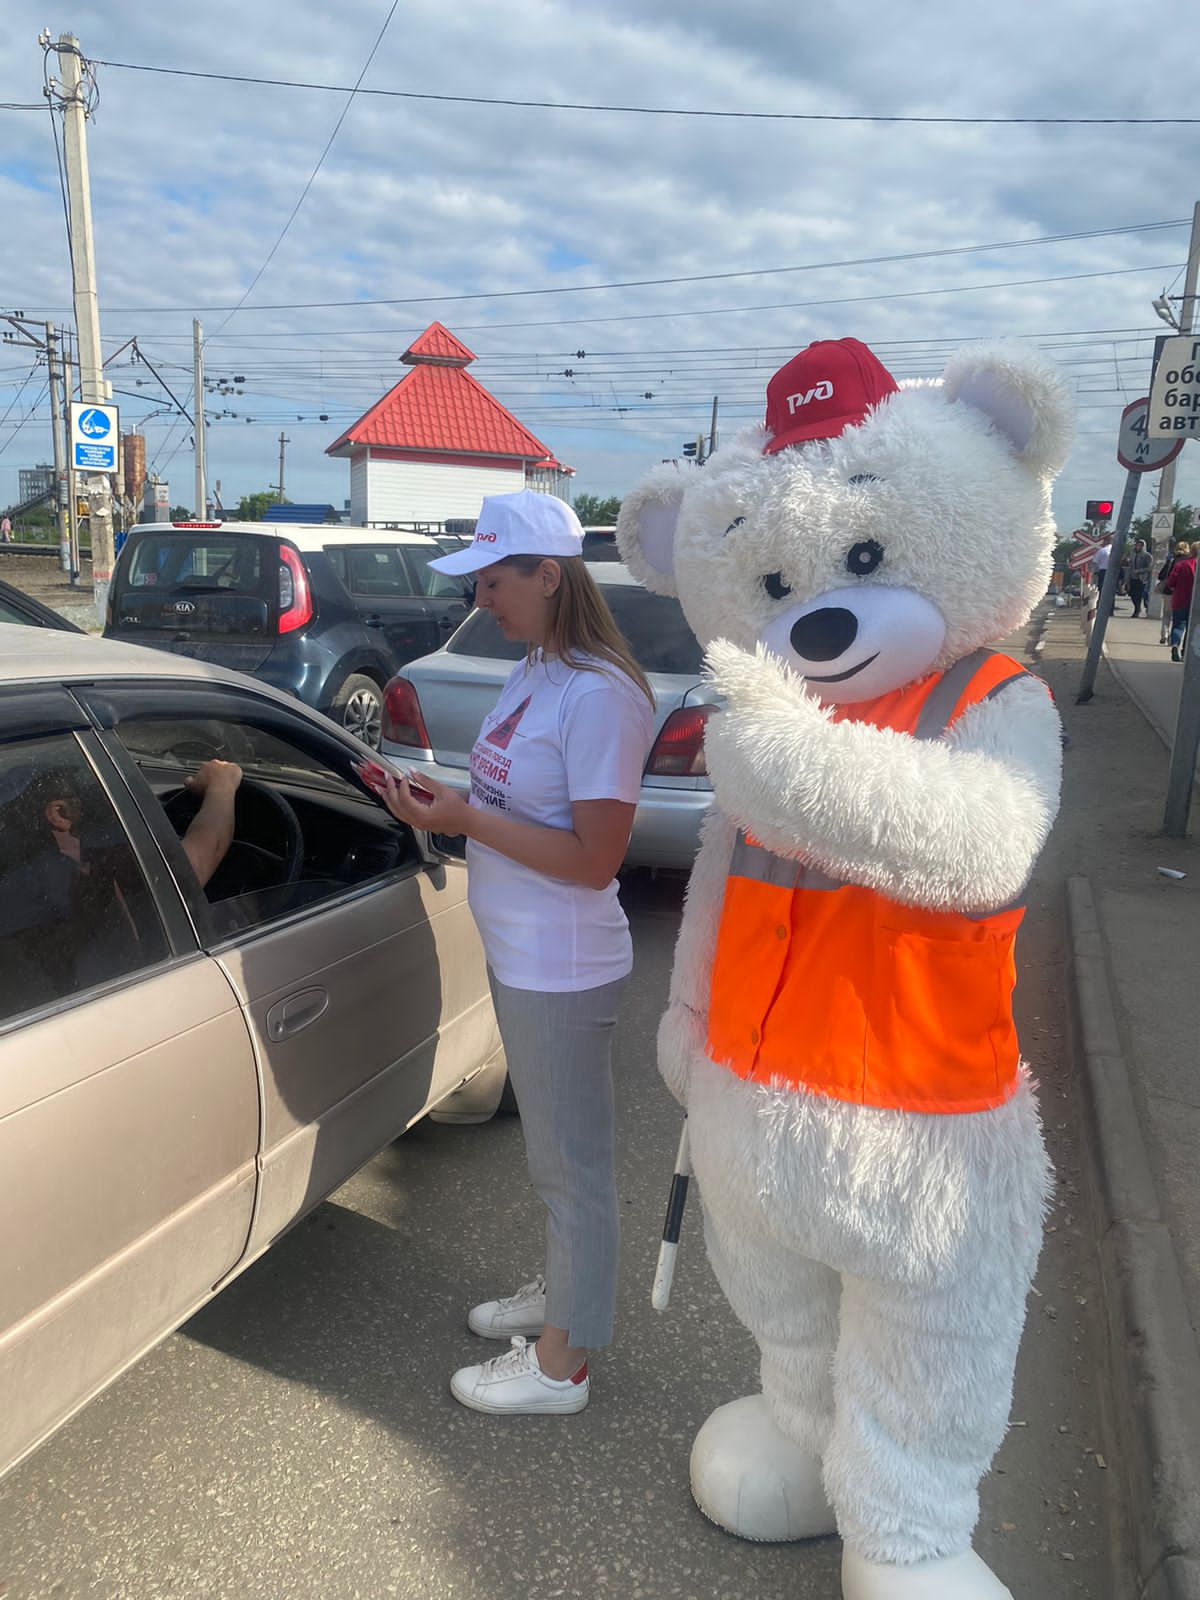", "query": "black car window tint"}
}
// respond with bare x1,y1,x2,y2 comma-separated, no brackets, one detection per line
406,544,468,600
345,546,411,598
0,597,33,625
0,734,169,1028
